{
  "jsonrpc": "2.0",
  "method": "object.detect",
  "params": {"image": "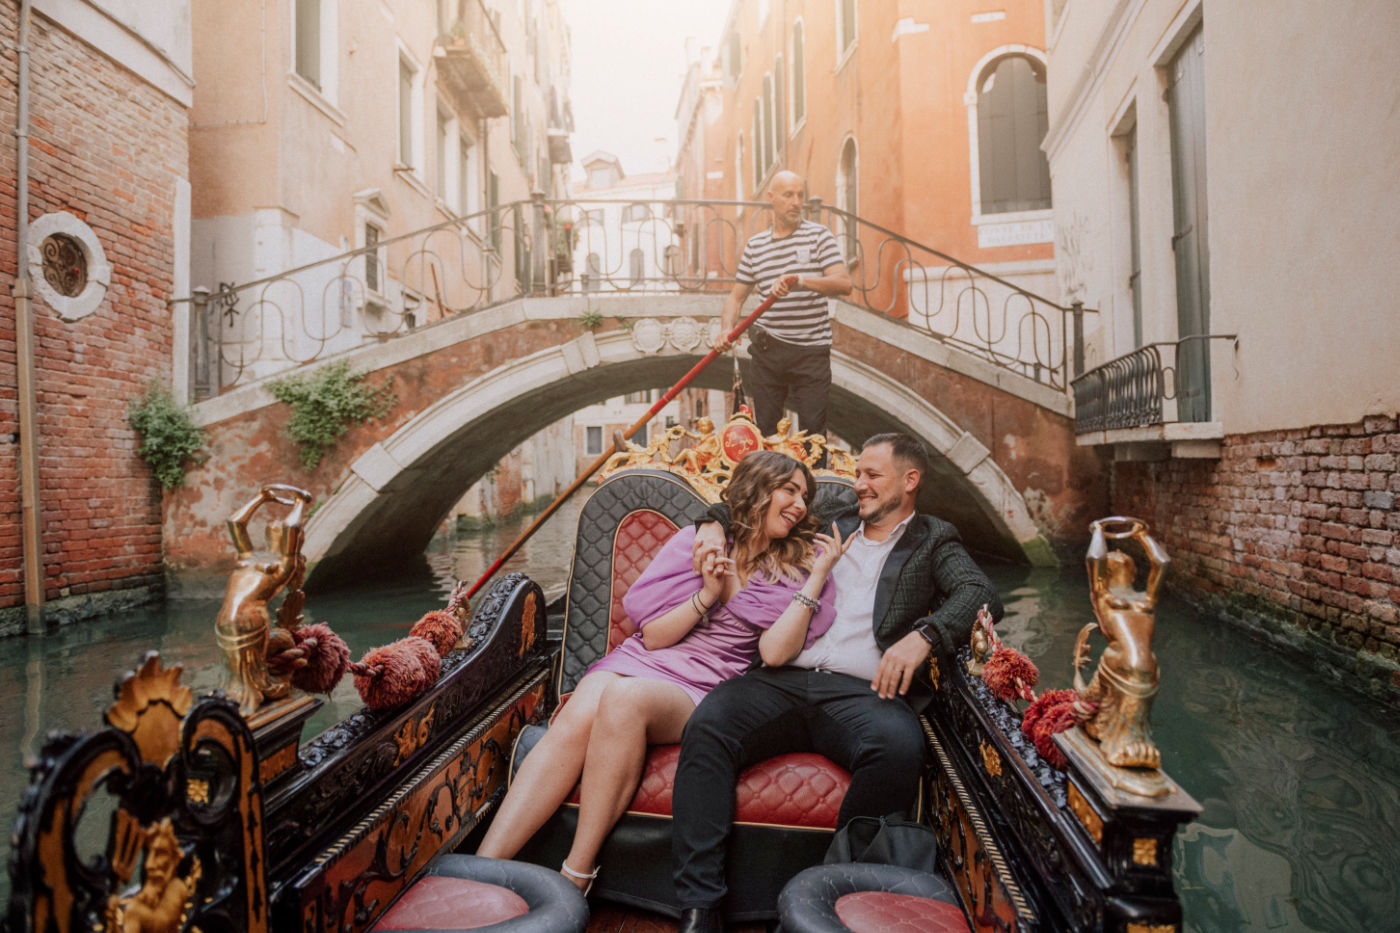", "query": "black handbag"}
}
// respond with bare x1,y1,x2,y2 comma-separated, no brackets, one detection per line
823,815,940,874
